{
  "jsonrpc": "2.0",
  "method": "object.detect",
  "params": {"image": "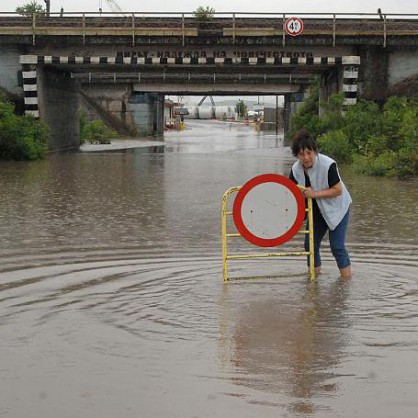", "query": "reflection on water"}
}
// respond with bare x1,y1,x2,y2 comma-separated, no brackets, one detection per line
219,277,353,413
0,120,417,417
